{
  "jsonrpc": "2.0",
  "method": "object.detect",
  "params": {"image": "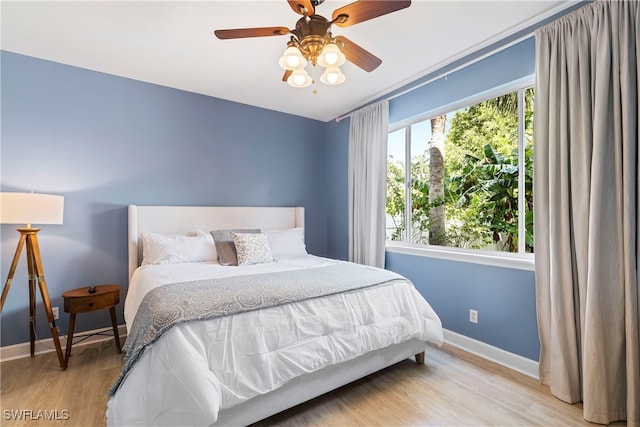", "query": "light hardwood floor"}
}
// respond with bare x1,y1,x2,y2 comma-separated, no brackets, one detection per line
1,340,623,426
